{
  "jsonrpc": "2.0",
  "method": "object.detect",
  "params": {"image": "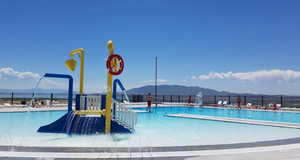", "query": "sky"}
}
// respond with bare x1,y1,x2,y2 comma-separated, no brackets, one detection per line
0,0,300,95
